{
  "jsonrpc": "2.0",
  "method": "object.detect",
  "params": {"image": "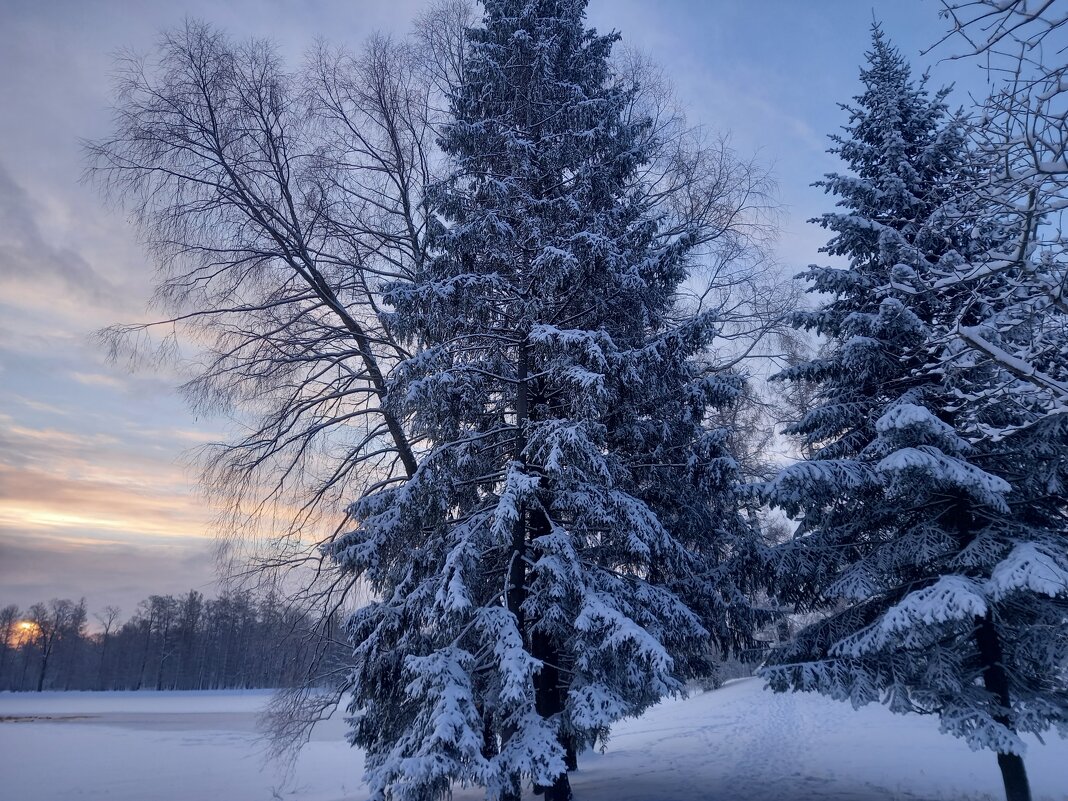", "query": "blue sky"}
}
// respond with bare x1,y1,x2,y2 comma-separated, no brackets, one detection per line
0,0,989,616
